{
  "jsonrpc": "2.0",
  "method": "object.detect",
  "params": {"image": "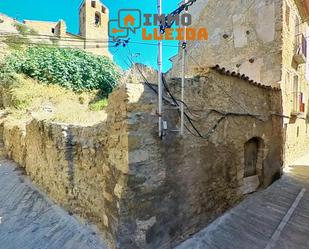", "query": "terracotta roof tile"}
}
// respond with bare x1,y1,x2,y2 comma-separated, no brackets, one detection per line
211,65,281,91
